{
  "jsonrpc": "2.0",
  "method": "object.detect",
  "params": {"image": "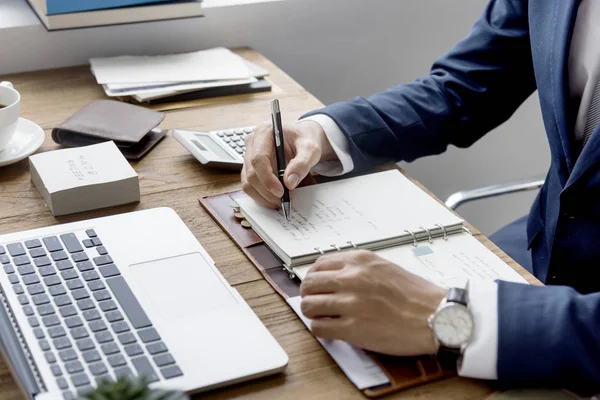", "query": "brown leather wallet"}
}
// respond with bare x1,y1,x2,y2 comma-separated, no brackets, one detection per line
52,100,167,160
200,186,456,398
